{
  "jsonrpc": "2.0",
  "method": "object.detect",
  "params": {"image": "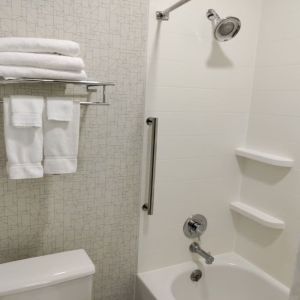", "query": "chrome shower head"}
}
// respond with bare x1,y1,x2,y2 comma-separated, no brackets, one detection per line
207,9,241,42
